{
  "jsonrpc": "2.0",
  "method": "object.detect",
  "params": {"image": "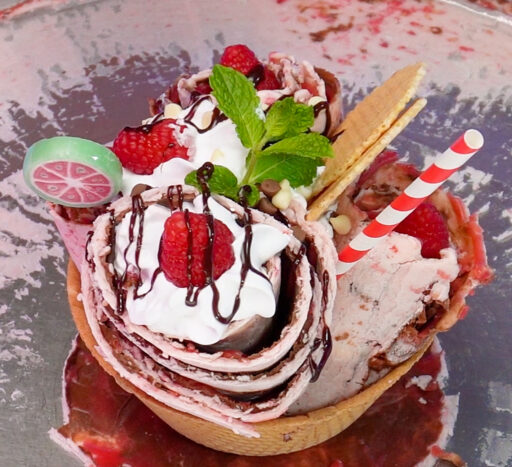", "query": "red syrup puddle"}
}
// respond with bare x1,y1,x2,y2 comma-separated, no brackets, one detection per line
57,337,448,467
